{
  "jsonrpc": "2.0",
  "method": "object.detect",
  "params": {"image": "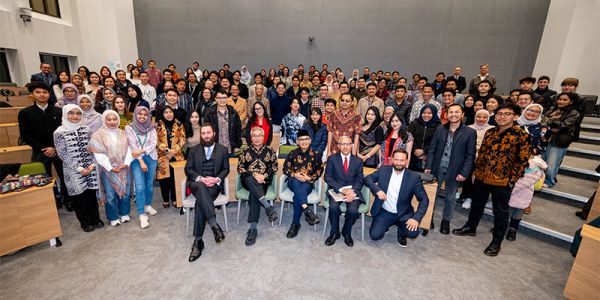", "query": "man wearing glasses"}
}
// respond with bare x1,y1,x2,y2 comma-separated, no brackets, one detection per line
453,103,532,257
